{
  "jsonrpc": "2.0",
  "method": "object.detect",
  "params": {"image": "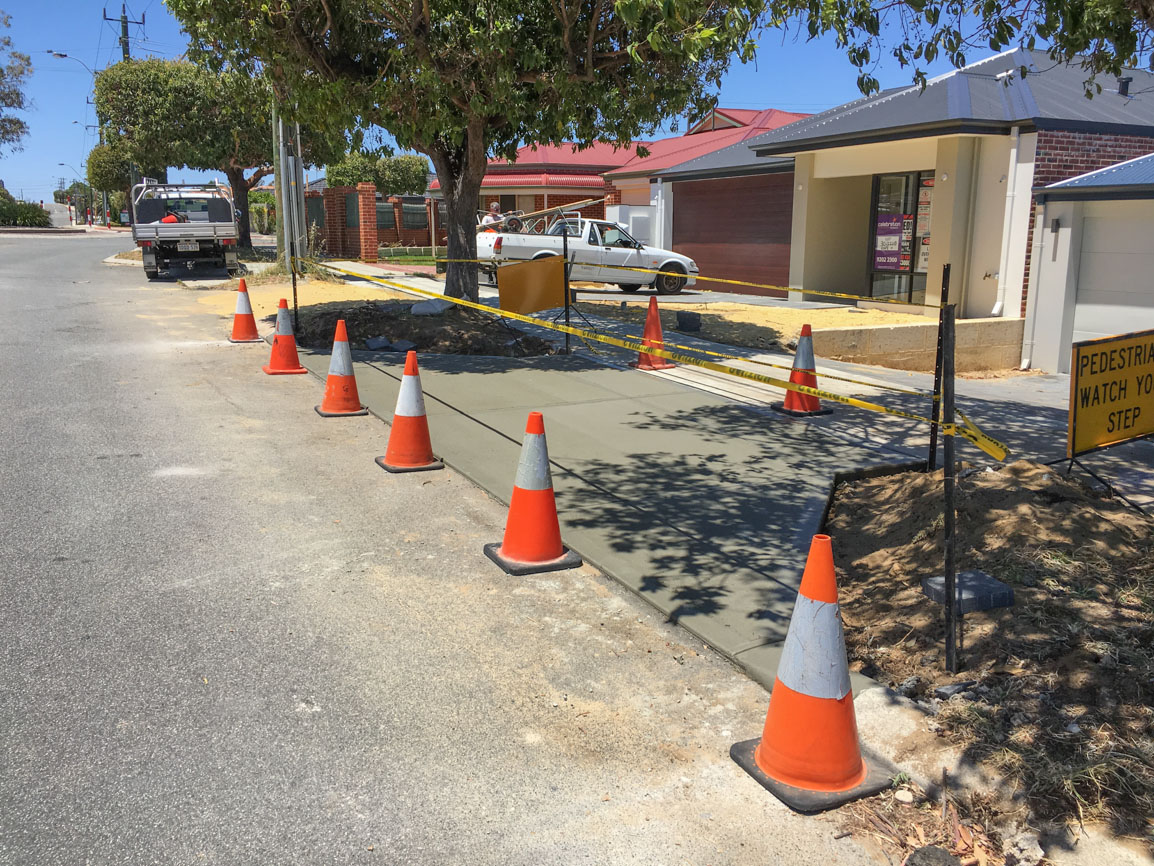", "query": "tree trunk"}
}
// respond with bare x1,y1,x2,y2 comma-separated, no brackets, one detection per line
226,166,253,248
425,120,487,302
